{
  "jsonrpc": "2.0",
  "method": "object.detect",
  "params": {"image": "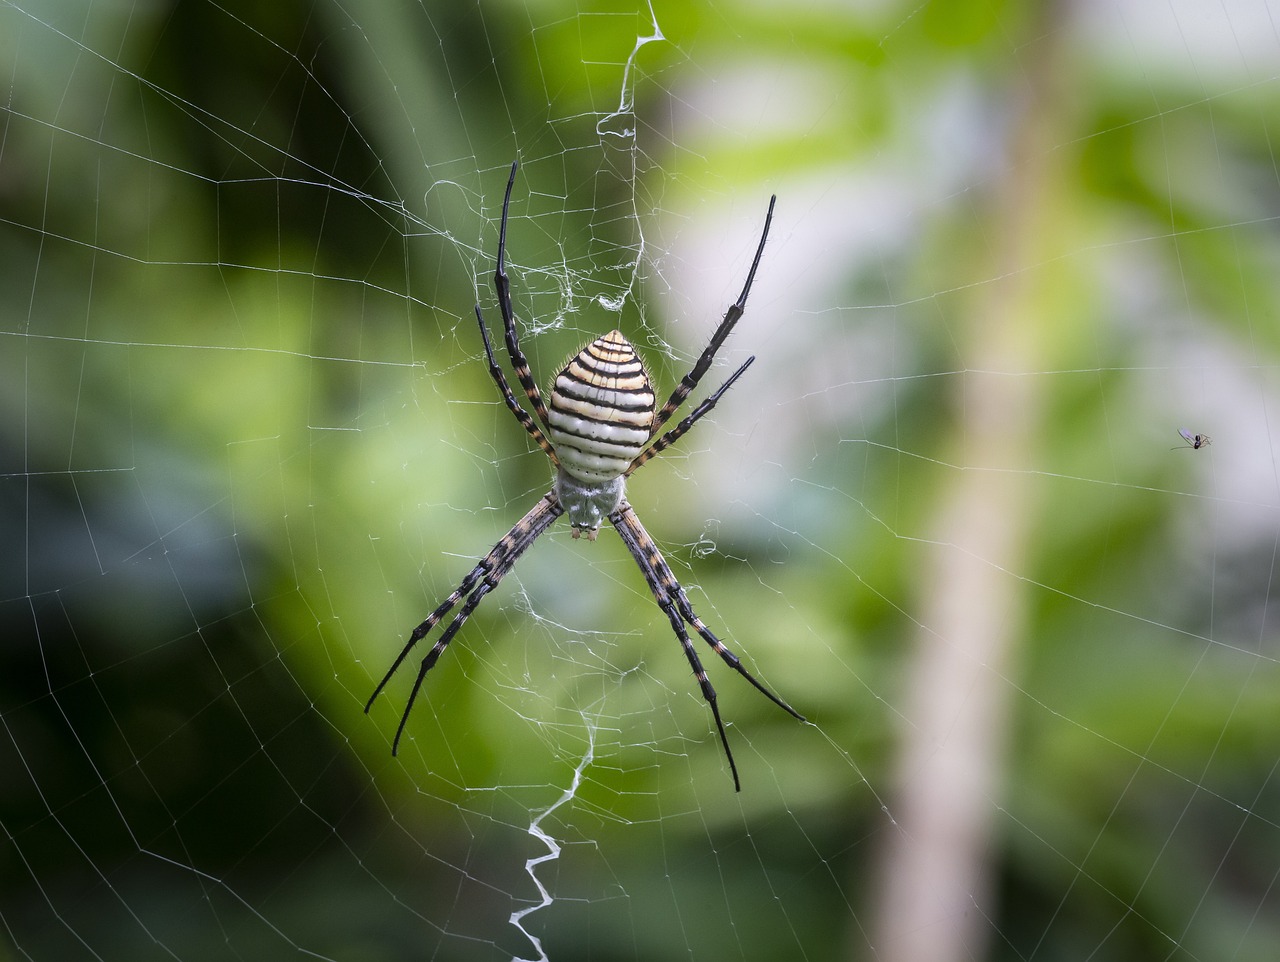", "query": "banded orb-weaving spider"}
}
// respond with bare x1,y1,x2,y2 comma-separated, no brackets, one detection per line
366,162,804,791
